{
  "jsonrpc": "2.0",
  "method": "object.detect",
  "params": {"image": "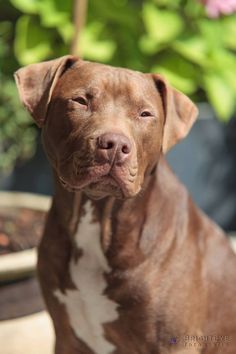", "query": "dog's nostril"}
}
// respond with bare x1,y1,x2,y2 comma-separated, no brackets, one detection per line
106,141,114,149
98,137,115,150
122,144,130,154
